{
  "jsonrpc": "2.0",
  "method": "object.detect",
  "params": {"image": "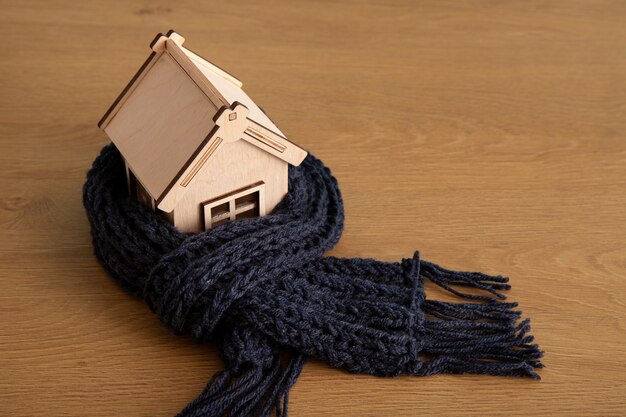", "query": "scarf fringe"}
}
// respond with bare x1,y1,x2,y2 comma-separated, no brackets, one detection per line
418,257,544,379
177,353,306,417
